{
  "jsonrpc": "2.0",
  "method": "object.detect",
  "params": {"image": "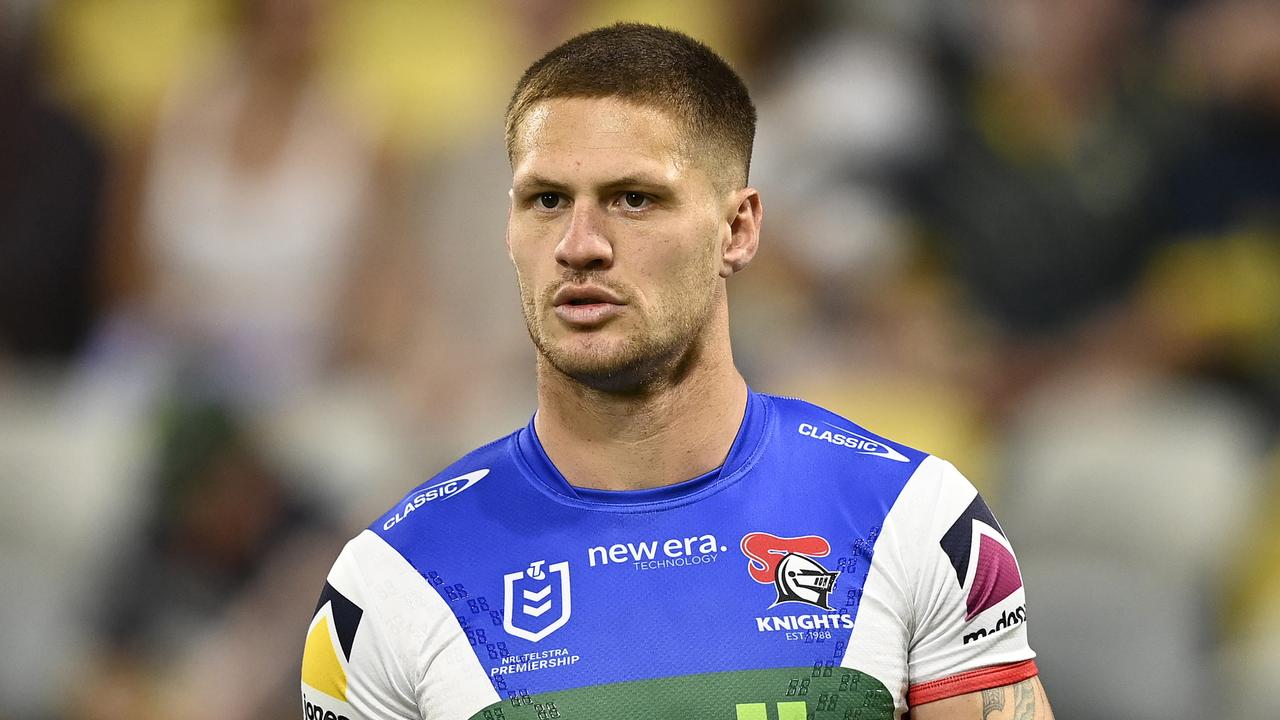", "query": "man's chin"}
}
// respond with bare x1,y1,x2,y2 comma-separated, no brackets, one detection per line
550,357,655,394
541,342,673,394
547,333,711,395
